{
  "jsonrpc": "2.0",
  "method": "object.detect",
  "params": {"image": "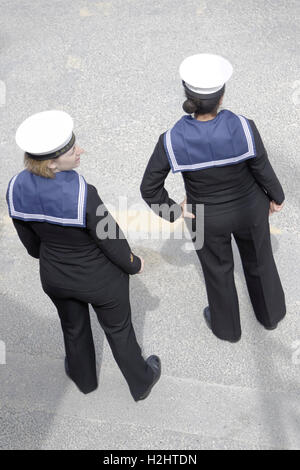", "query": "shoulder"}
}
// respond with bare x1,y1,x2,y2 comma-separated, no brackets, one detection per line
7,169,27,187
86,183,105,208
87,182,97,192
6,169,27,203
158,132,165,146
233,111,256,130
242,119,262,141
224,109,253,124
85,184,100,216
224,109,255,129
150,133,167,153
153,132,170,160
159,117,186,145
87,183,100,199
232,112,261,140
